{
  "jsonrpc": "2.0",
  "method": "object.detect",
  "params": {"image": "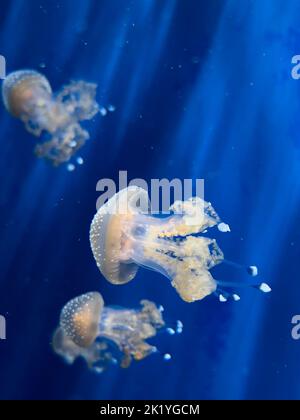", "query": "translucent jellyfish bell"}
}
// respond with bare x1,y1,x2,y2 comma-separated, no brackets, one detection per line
52,327,106,369
2,70,52,117
90,187,271,303
53,292,167,372
60,291,104,347
2,70,100,166
90,187,150,285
